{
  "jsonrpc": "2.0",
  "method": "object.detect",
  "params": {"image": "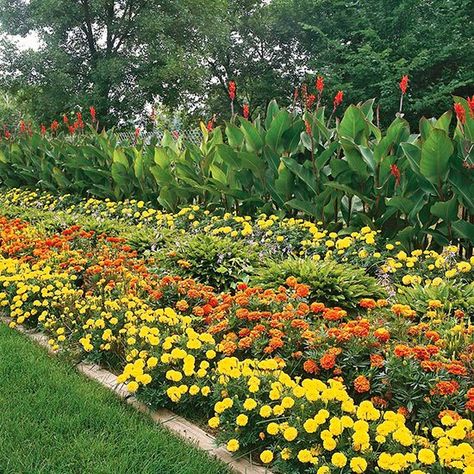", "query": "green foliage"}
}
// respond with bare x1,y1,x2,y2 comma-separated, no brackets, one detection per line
272,0,474,127
252,258,385,310
157,234,260,290
0,99,472,254
396,281,474,315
